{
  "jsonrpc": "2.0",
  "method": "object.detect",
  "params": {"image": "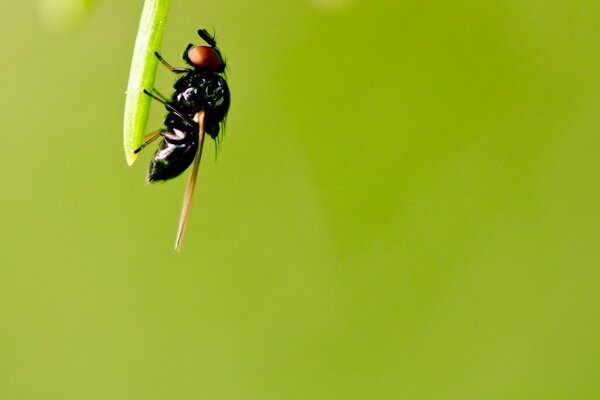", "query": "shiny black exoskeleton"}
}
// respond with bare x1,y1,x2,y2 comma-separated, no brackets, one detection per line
137,29,230,182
